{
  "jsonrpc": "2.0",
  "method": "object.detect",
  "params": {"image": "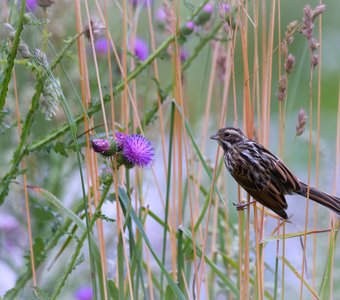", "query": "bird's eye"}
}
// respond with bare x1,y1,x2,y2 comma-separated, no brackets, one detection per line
225,132,230,137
